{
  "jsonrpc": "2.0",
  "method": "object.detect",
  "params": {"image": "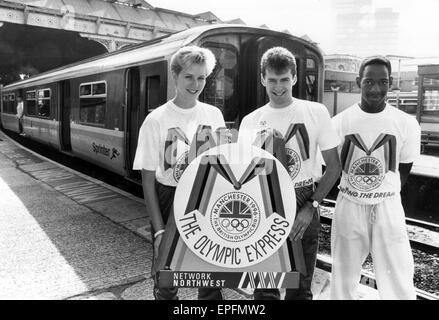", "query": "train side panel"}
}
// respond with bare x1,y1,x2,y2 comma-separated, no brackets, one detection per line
22,83,61,148
69,70,126,176
24,117,60,147
1,91,20,133
1,113,19,133
70,123,125,175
